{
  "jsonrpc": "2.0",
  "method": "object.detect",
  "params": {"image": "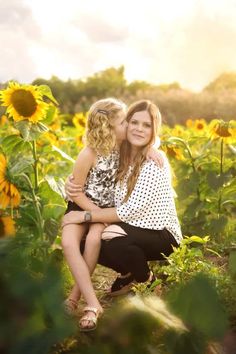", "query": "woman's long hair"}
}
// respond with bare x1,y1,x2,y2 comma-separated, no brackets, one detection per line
116,100,162,201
